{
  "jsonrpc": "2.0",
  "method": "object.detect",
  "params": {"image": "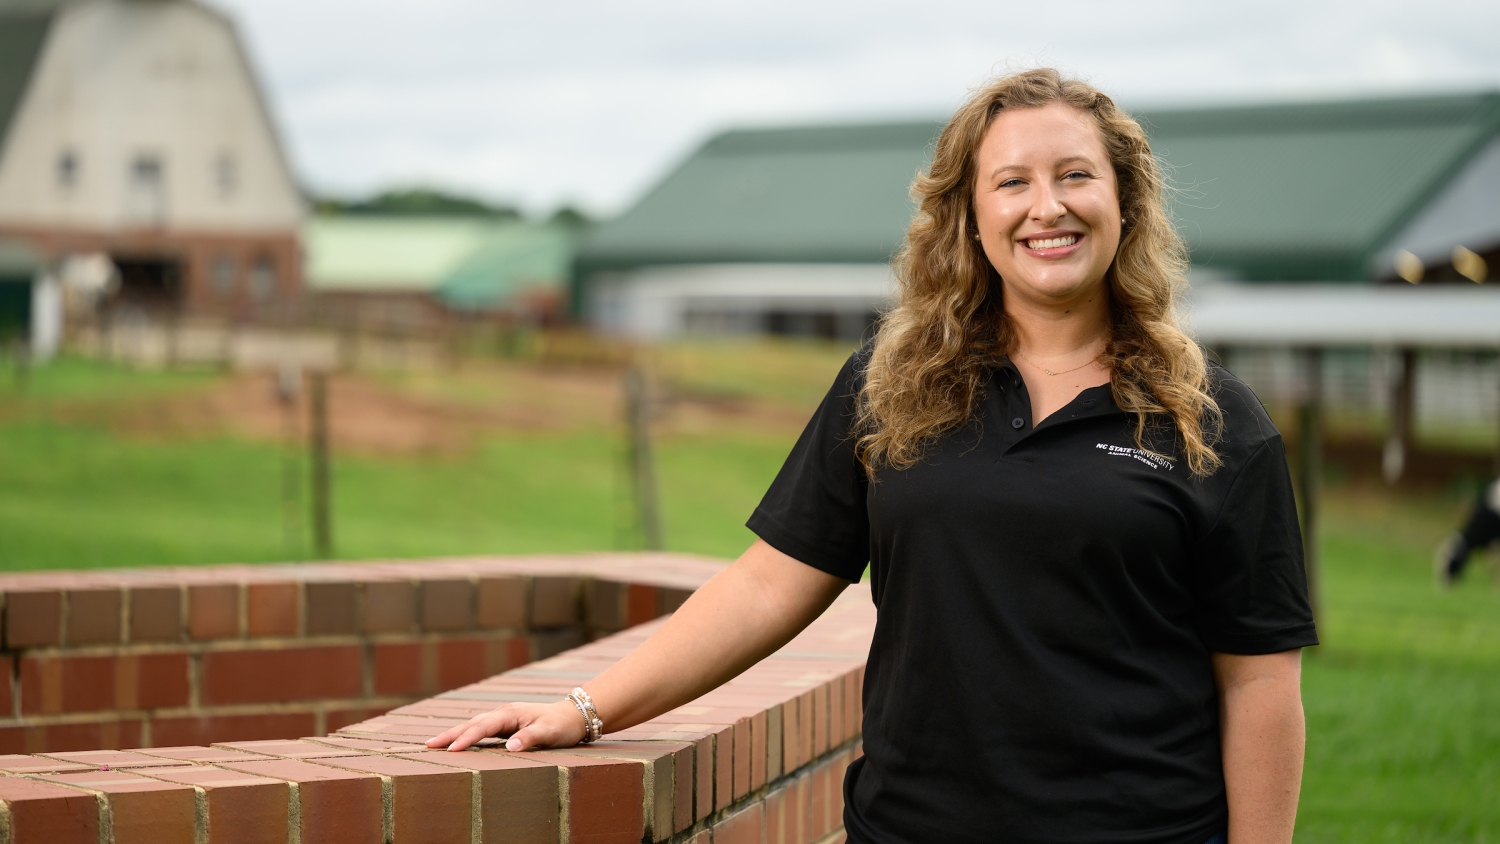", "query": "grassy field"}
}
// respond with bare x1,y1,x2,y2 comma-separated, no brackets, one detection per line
1,350,1497,840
